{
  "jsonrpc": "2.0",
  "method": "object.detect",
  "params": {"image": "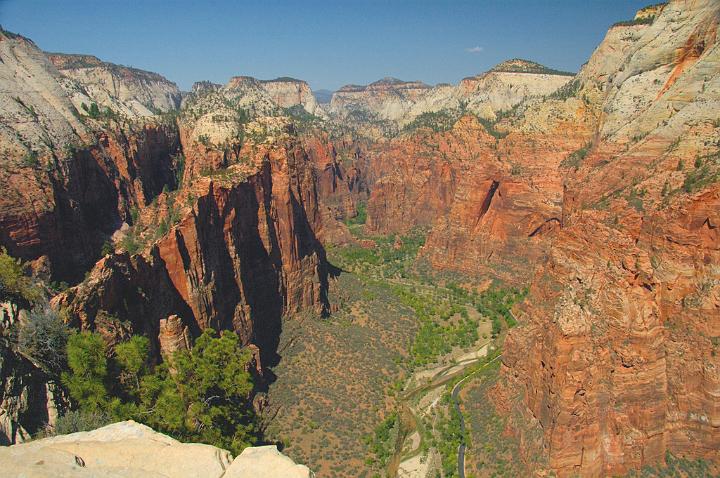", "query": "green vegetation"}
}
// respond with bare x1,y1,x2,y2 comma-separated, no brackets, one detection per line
365,411,398,469
0,248,43,316
21,150,40,168
491,59,575,76
394,283,479,367
284,104,323,132
197,134,211,146
626,187,646,212
173,153,185,187
328,228,427,279
60,328,259,454
80,102,118,120
682,153,719,193
345,202,367,227
549,78,582,101
404,110,459,133
82,102,101,118
612,17,655,27
477,116,509,139
120,232,140,255
433,392,465,477
560,142,591,169
475,286,526,337
626,451,715,478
